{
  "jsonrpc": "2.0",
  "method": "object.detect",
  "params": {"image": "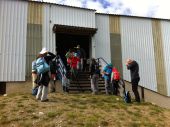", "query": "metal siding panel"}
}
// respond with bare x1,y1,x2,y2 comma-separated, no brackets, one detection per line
42,5,55,53
94,14,111,64
161,21,170,96
120,17,157,92
152,20,167,95
51,5,95,28
0,0,27,81
28,2,43,25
